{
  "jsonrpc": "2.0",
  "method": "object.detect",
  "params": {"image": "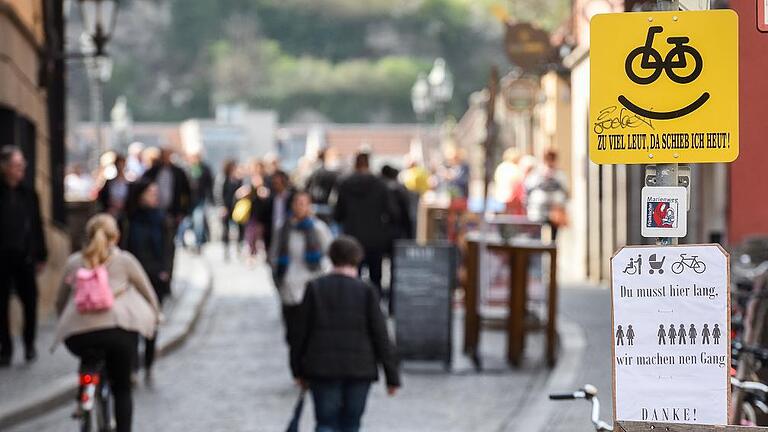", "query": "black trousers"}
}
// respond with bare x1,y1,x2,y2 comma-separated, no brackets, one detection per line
137,284,167,372
282,304,303,350
221,215,245,247
359,250,383,293
0,256,38,358
65,328,138,432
